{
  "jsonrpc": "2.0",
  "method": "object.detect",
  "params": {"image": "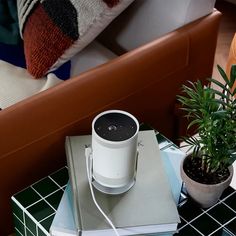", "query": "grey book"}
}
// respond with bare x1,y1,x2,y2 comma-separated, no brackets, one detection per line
65,130,180,236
